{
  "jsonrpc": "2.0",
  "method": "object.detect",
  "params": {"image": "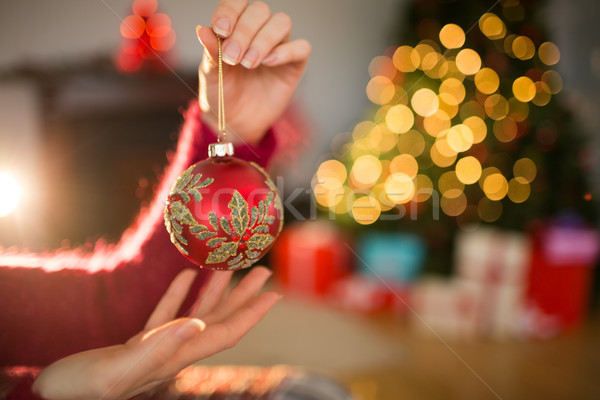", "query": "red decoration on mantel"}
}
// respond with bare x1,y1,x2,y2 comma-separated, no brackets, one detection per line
164,155,283,270
116,0,176,73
